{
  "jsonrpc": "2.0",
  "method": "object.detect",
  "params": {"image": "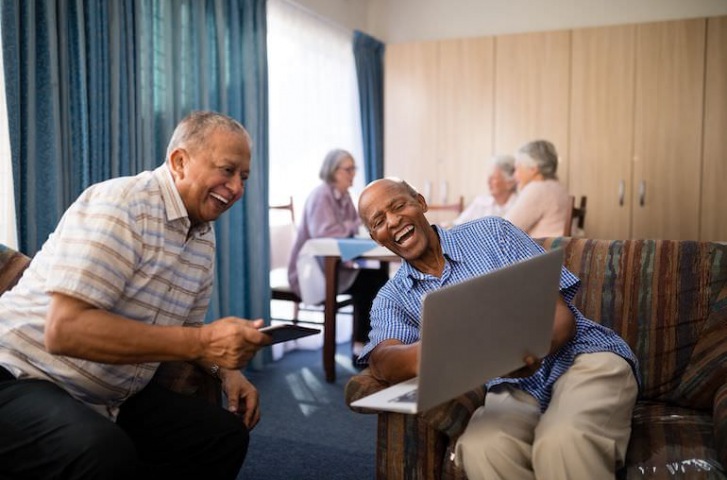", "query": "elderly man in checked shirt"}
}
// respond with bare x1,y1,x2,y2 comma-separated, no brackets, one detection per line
0,112,271,479
357,178,639,480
